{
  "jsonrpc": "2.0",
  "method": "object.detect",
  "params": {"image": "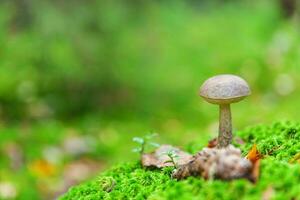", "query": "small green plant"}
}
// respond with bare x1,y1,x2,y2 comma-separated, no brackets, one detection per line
163,150,179,168
132,133,160,155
